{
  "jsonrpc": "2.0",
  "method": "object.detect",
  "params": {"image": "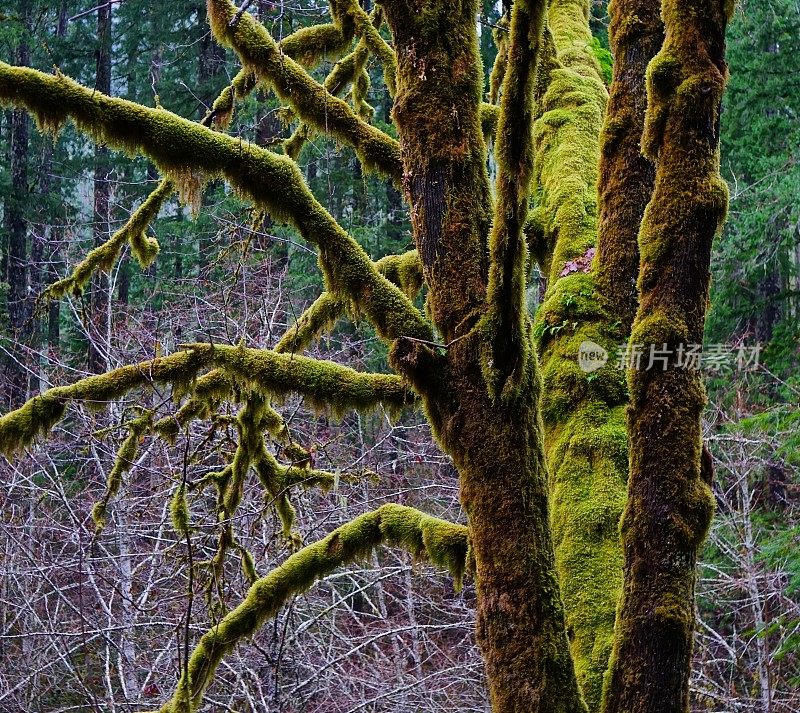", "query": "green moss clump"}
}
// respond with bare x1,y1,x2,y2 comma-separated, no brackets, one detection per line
171,483,190,537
